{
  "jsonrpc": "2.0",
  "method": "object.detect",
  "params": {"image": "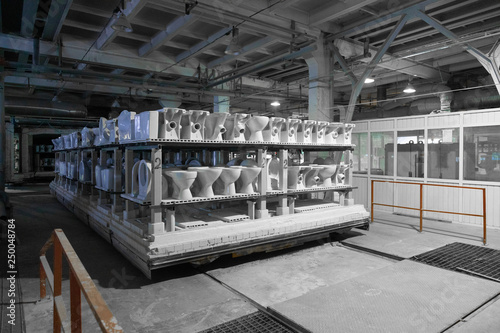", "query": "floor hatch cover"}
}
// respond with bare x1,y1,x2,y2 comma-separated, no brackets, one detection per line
197,311,296,333
411,242,500,282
